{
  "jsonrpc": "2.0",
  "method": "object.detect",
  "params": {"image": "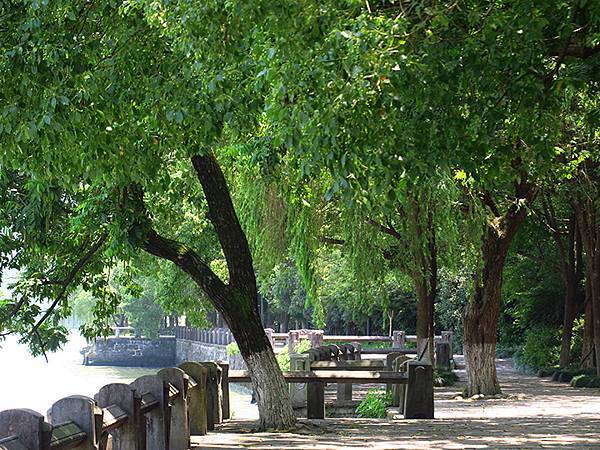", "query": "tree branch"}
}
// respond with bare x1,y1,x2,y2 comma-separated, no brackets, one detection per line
191,153,257,295
368,218,403,241
29,231,109,338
